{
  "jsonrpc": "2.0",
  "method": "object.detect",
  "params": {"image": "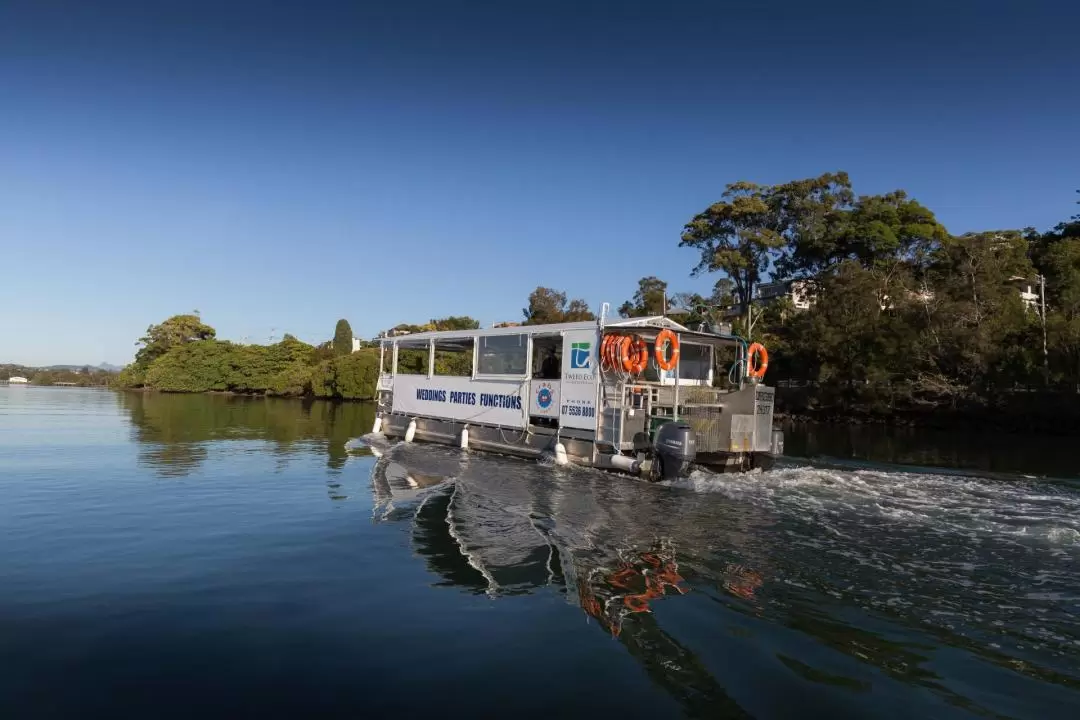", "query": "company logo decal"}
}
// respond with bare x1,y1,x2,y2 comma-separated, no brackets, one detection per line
570,342,592,370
